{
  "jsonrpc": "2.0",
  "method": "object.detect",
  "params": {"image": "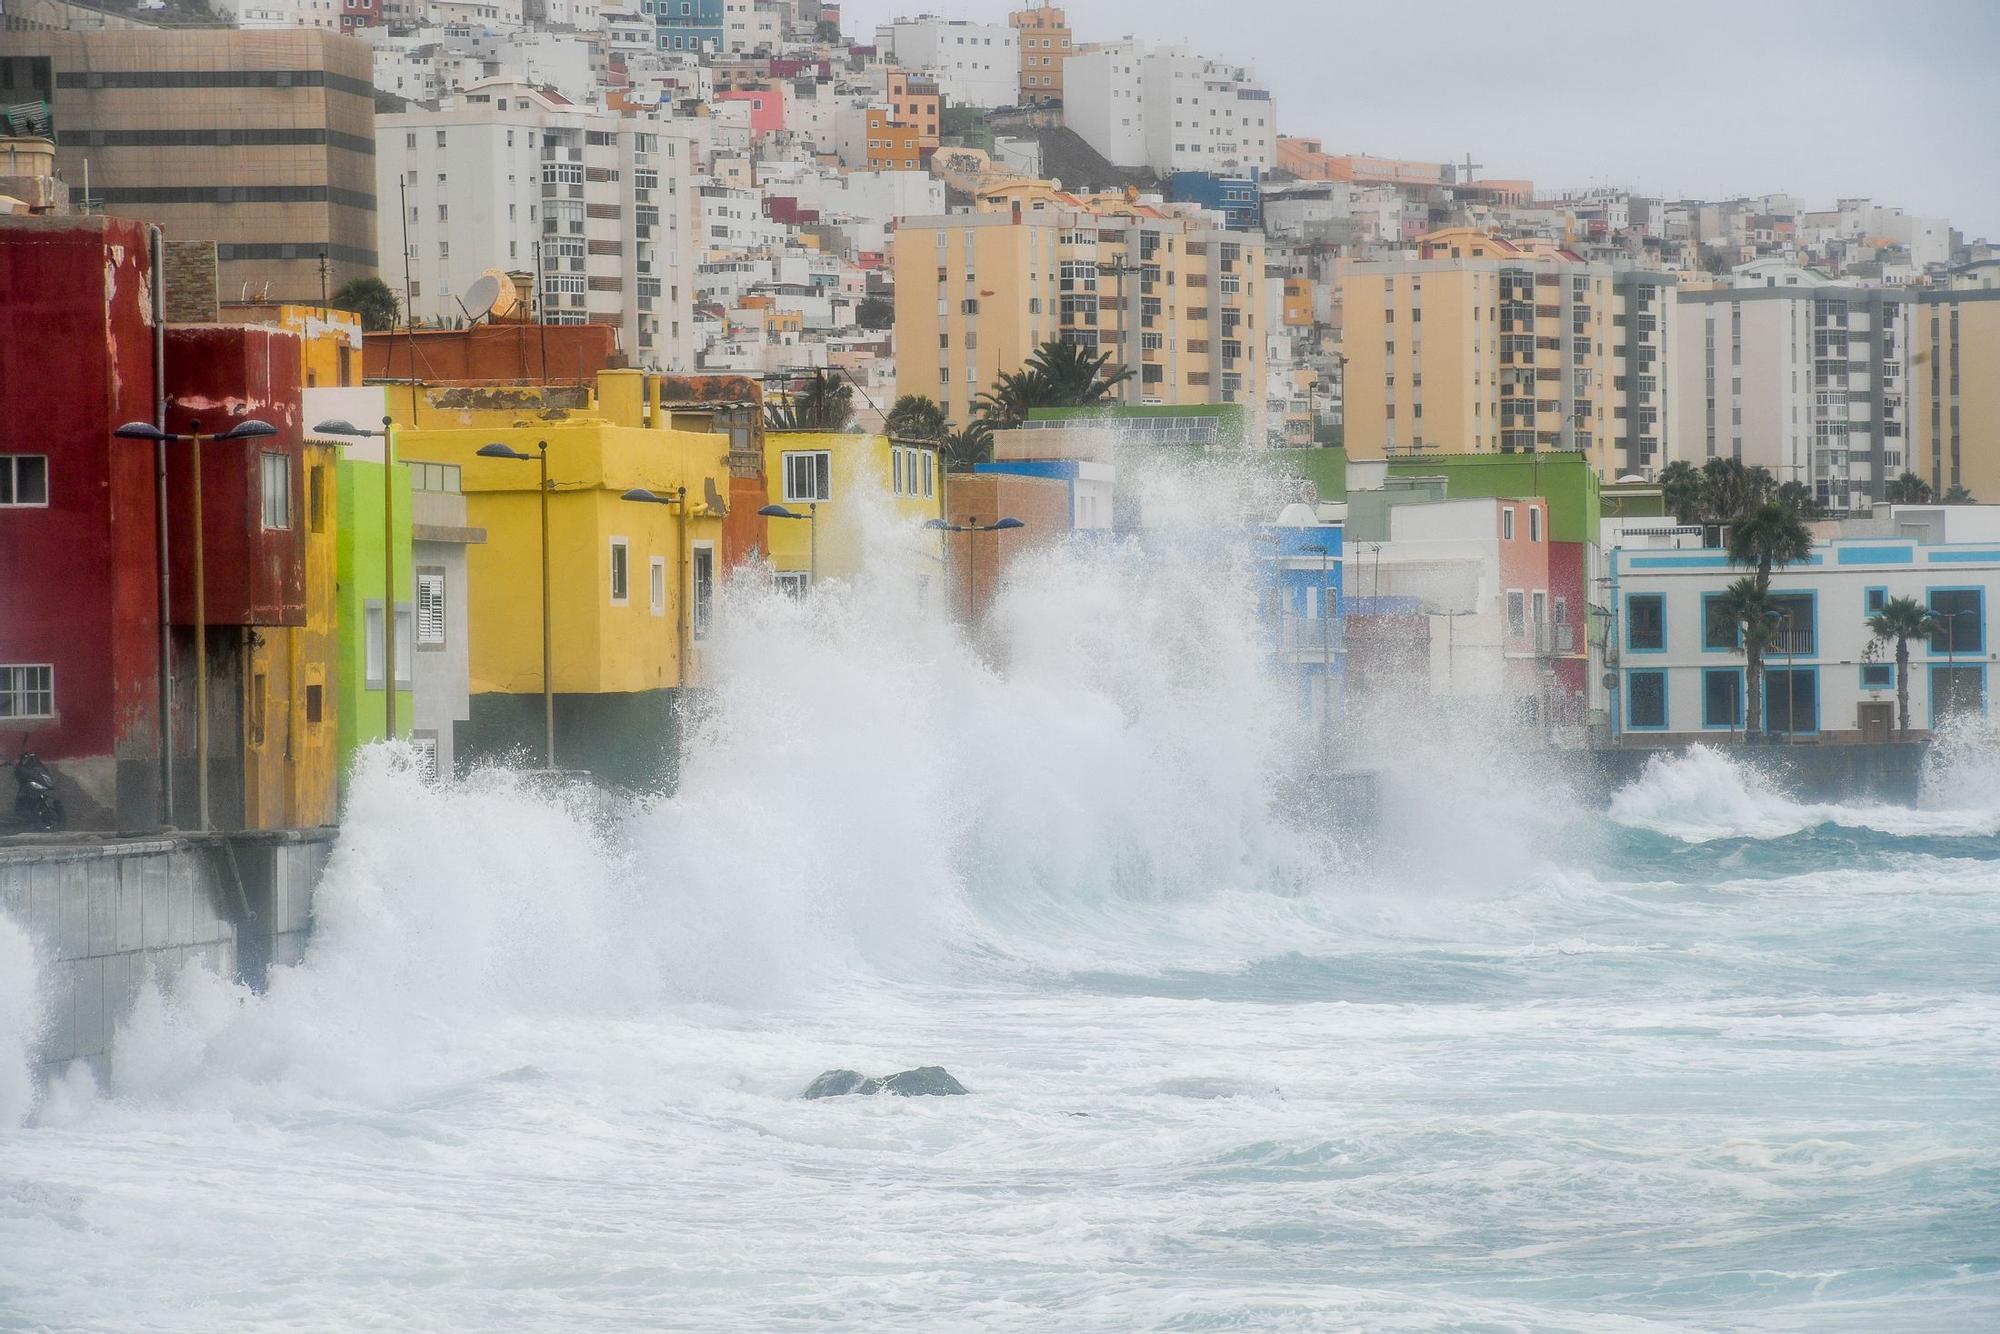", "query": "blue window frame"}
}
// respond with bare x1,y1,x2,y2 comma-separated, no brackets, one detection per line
1700,592,1739,651
1927,587,1984,655
1626,593,1665,652
1627,669,1668,731
1765,666,1819,735
1766,590,1816,656
1701,667,1743,729
1860,662,1894,690
1929,663,1986,727
1864,586,1888,616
